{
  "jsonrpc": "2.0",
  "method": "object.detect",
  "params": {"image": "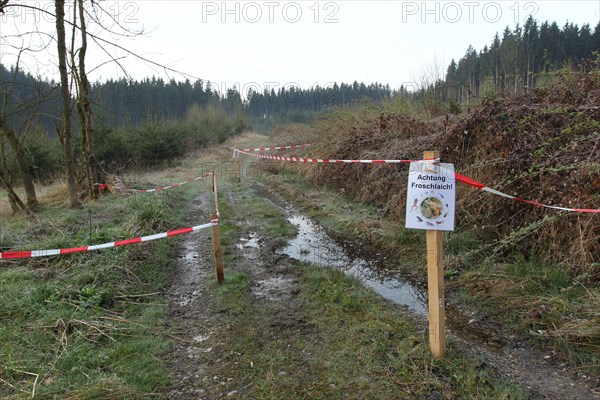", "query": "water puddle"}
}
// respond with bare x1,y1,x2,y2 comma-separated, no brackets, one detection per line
279,213,506,352
248,182,506,352
237,232,261,249
180,242,199,261
280,216,428,316
235,232,262,260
